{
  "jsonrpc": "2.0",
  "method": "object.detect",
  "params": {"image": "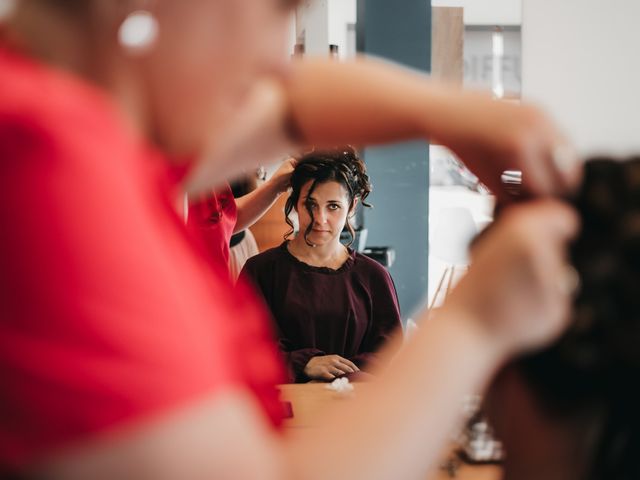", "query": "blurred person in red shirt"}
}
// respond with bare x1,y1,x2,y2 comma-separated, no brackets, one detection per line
186,158,295,273
0,0,580,478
